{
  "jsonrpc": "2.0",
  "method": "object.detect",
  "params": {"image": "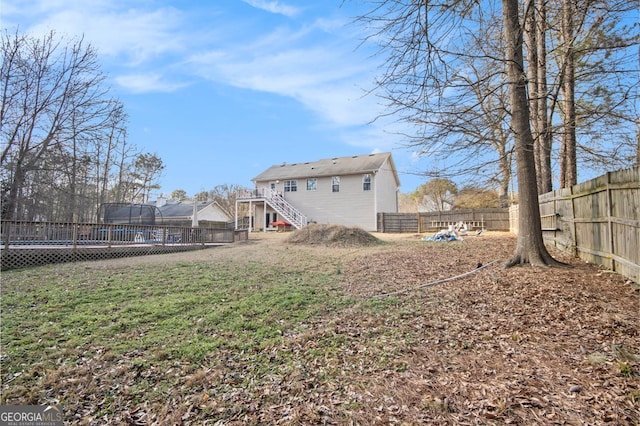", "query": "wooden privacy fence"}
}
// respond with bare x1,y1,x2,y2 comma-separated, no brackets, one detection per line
1,221,248,270
510,166,639,283
377,208,511,233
